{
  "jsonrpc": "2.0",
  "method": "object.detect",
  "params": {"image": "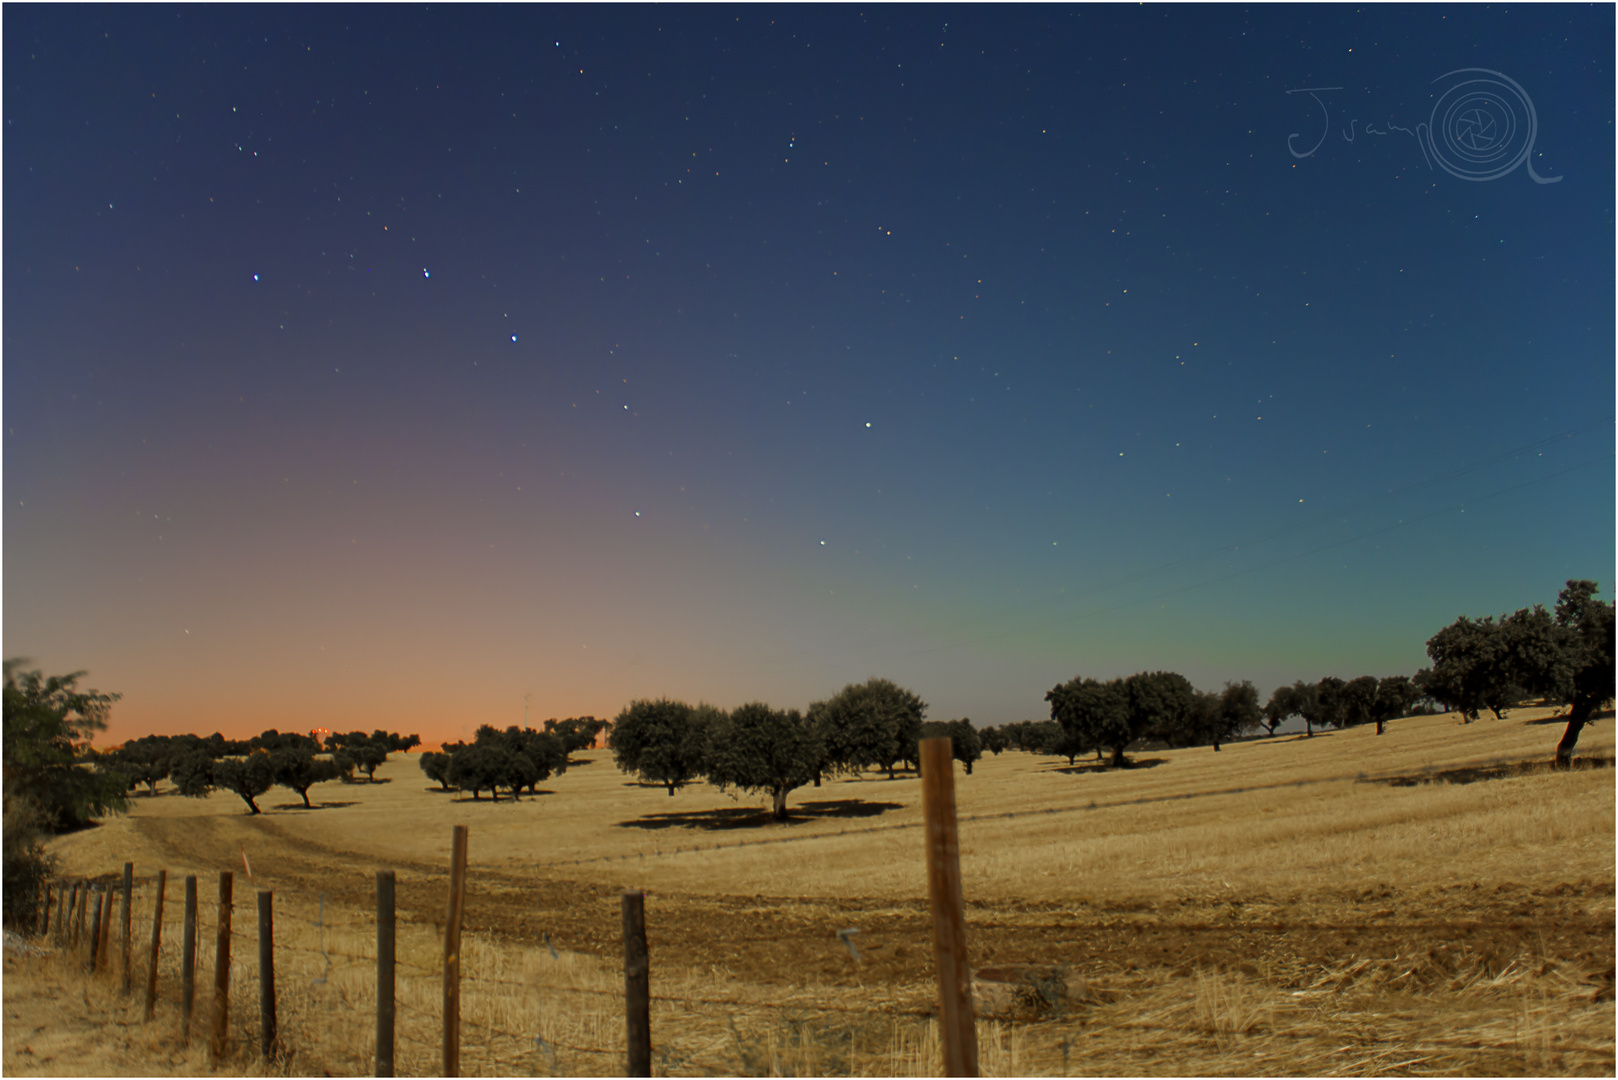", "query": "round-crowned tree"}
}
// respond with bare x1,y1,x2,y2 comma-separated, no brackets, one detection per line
812,678,927,780
704,703,821,819
269,748,340,808
608,699,714,795
213,753,275,814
